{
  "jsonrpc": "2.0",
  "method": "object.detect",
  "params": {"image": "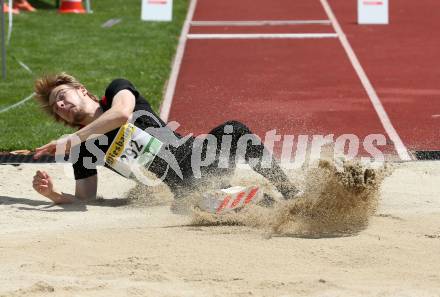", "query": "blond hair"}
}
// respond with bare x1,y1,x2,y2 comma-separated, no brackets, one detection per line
34,72,99,128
